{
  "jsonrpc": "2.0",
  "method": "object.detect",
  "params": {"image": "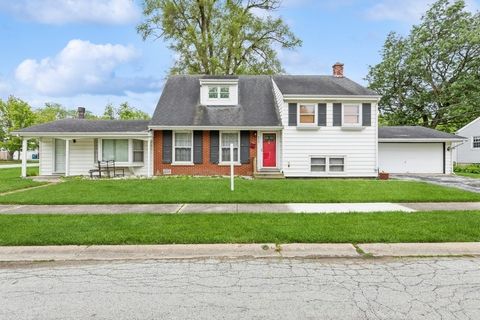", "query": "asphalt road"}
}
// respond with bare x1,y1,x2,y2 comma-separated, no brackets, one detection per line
1,257,479,319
